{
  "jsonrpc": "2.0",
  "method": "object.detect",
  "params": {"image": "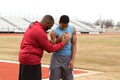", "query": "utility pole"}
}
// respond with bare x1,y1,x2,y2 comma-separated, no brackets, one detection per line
99,15,102,28
99,15,103,32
